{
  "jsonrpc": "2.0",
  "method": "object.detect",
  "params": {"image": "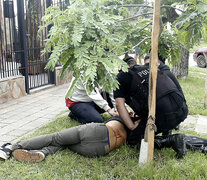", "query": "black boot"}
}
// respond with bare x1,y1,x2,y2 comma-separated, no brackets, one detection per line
174,125,180,131
155,134,187,159
162,130,172,136
68,112,78,121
